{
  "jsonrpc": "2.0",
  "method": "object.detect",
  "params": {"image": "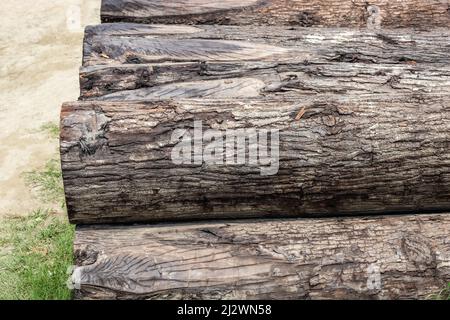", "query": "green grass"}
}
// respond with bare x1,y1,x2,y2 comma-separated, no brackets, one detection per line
0,210,74,300
0,121,74,300
40,122,60,140
429,283,450,300
24,158,65,208
25,122,65,208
